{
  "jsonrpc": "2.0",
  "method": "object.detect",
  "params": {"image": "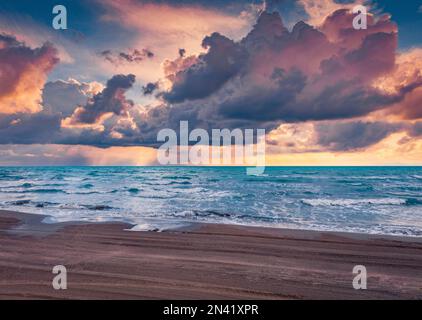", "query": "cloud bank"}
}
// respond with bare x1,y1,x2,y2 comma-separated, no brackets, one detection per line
1,5,422,157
